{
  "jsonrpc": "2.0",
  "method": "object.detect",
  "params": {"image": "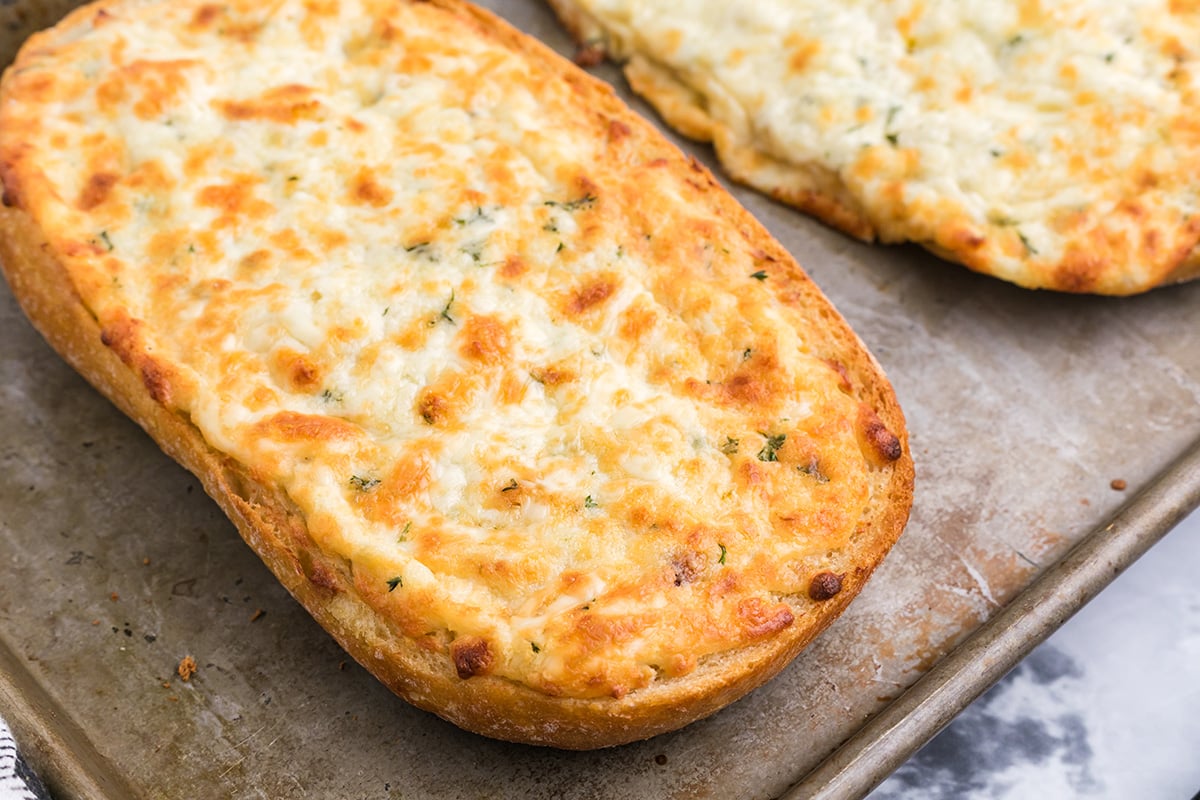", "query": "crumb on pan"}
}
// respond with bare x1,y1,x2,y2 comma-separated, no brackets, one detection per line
177,655,198,682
